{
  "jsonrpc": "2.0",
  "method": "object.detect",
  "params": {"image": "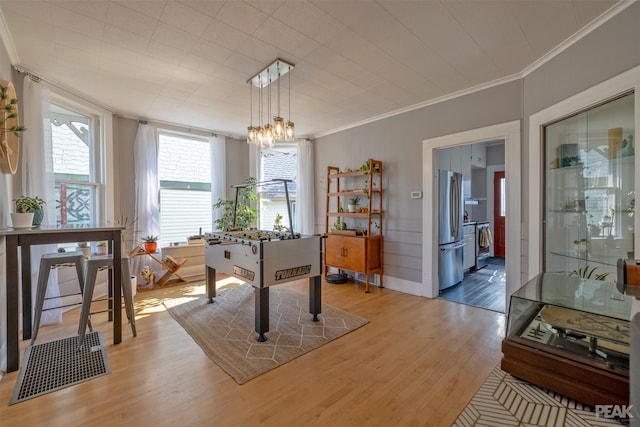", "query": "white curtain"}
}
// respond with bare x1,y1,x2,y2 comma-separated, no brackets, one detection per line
22,76,60,325
209,135,226,232
131,123,160,277
296,138,314,235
